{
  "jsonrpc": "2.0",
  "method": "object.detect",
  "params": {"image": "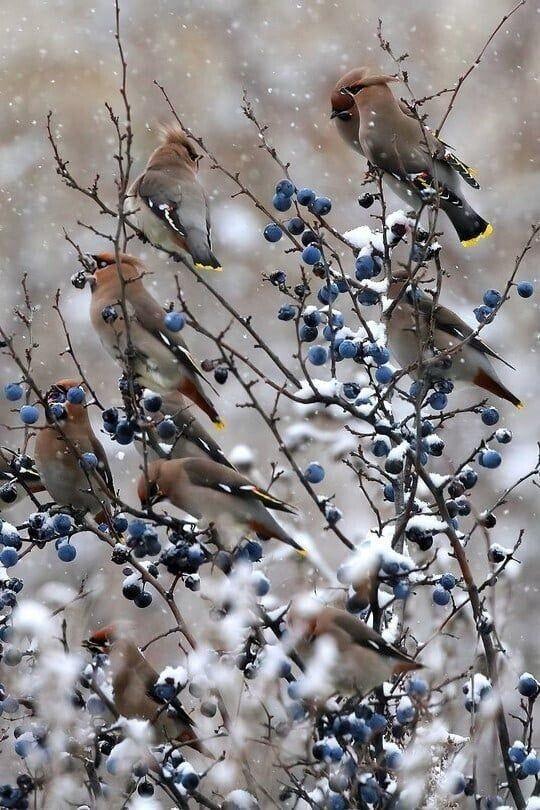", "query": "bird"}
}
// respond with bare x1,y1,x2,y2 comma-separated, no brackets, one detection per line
87,252,223,428
334,66,492,247
127,123,221,271
290,604,422,697
137,457,305,554
0,449,44,510
83,624,212,757
34,379,115,518
385,275,523,408
139,390,233,468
